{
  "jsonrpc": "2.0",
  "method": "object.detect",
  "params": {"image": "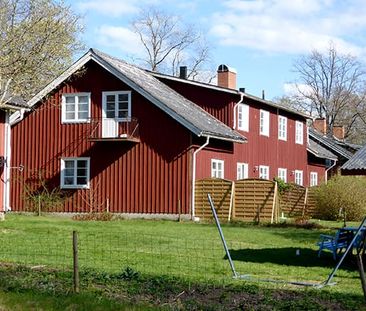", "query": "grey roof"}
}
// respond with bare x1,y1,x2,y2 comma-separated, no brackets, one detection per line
24,48,246,143
151,71,310,119
307,138,338,160
309,128,354,160
342,144,366,170
0,95,28,110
